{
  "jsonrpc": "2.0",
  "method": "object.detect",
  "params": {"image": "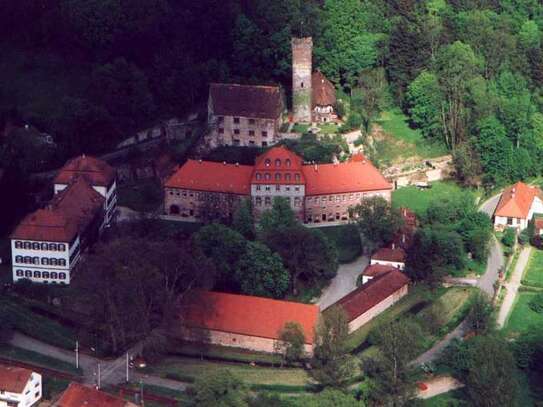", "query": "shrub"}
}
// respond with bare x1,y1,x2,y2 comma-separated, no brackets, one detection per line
531,235,543,249
529,293,543,313
519,229,531,245
502,228,516,247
